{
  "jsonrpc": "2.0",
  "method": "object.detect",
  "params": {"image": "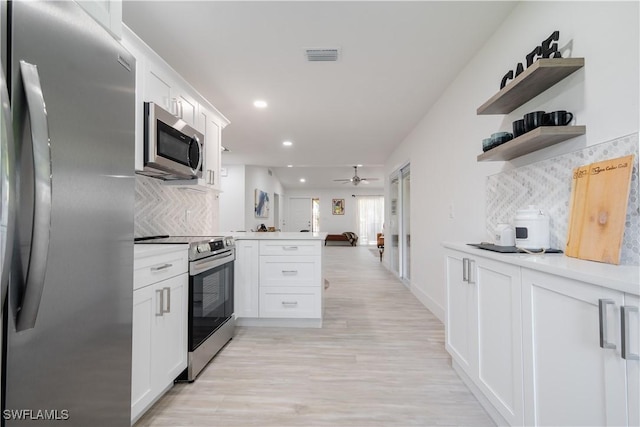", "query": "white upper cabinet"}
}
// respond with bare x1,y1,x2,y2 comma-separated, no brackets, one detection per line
121,24,229,187
76,0,122,39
